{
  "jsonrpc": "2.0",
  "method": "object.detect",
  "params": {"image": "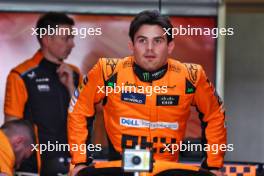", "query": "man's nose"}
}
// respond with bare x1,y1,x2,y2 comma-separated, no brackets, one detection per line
147,41,154,50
